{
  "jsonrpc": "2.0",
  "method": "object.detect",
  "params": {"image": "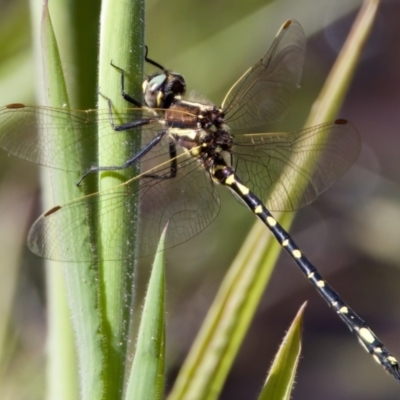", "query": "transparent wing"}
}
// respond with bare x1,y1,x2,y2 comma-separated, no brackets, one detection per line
0,103,166,173
27,138,220,262
232,119,361,211
222,19,306,132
